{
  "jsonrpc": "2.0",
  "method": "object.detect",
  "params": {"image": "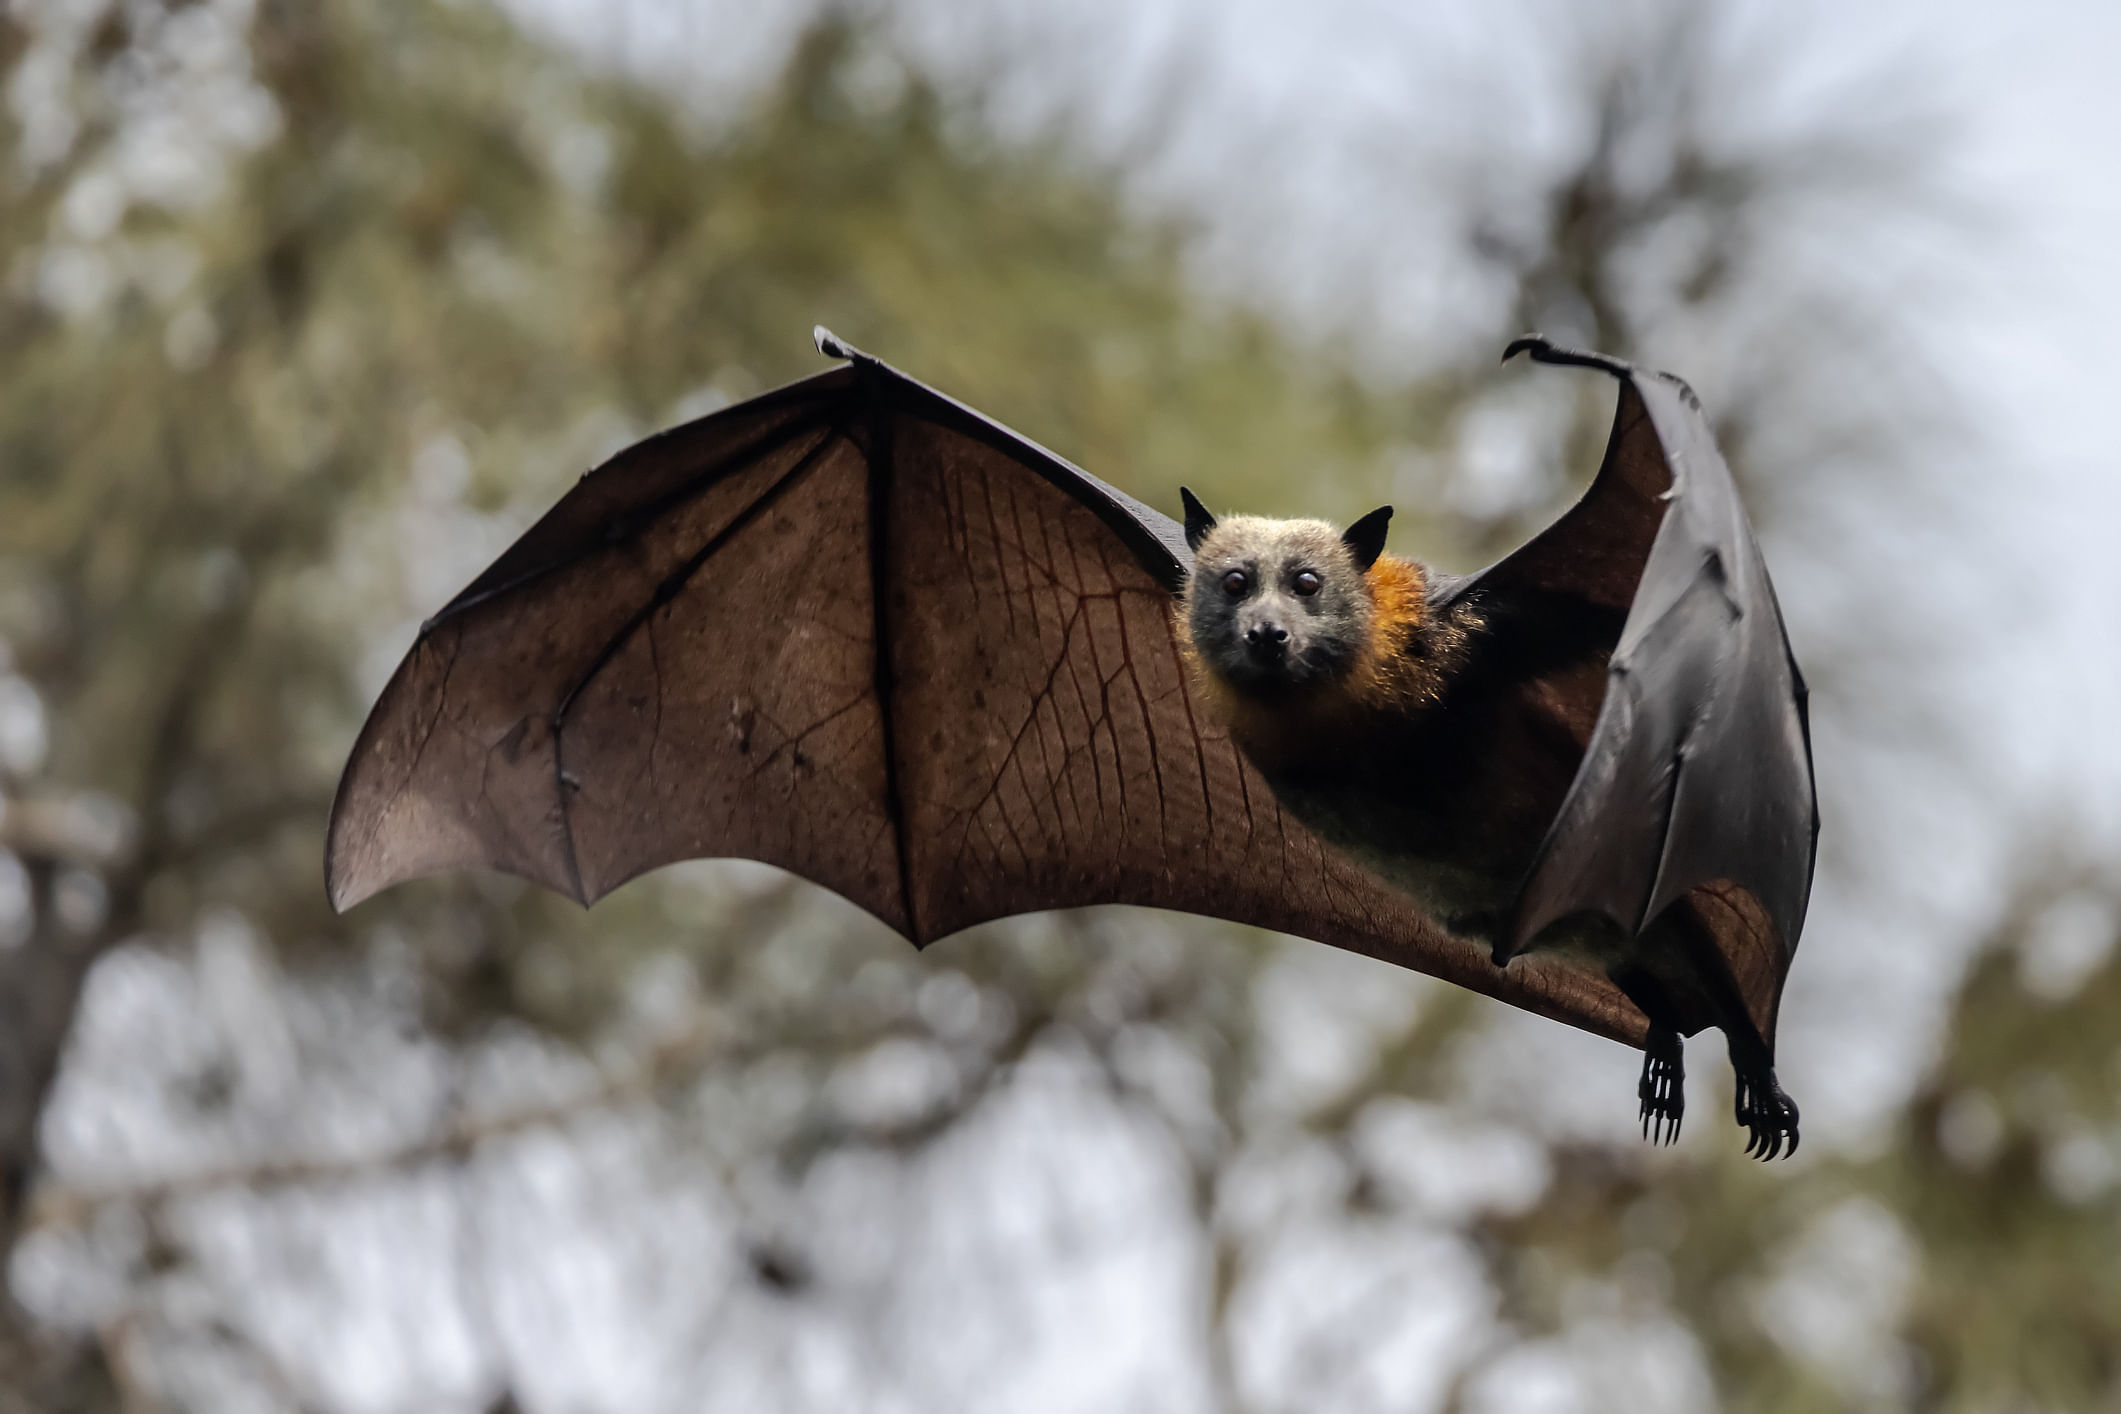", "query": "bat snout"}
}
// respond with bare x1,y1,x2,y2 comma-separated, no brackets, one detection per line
1244,622,1290,647
1243,621,1290,663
